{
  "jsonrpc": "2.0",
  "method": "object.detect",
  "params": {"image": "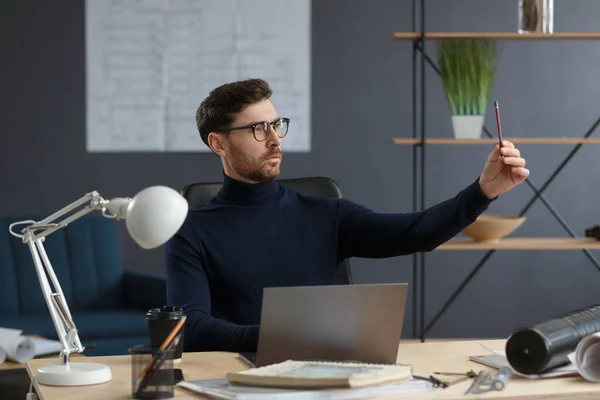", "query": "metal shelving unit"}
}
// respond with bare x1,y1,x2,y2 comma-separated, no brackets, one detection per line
392,0,600,341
